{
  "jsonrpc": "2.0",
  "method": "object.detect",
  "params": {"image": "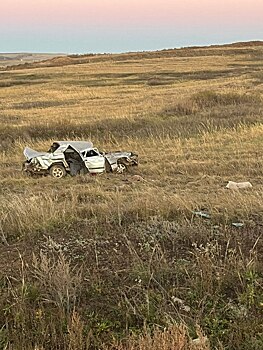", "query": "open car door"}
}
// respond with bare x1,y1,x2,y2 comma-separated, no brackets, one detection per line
83,149,105,174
